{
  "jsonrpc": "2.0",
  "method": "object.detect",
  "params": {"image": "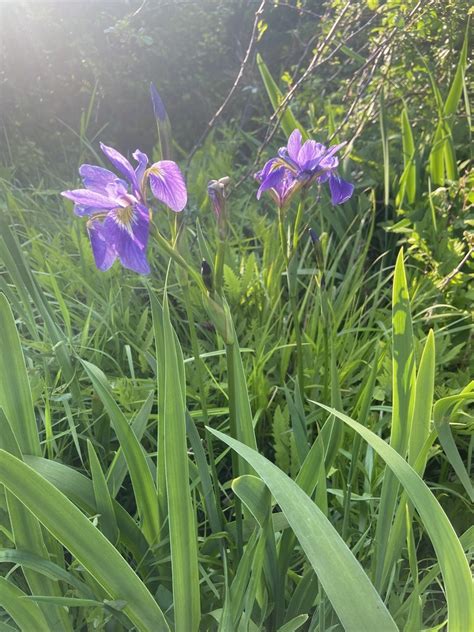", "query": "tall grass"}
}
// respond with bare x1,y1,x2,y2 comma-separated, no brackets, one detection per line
0,21,472,632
